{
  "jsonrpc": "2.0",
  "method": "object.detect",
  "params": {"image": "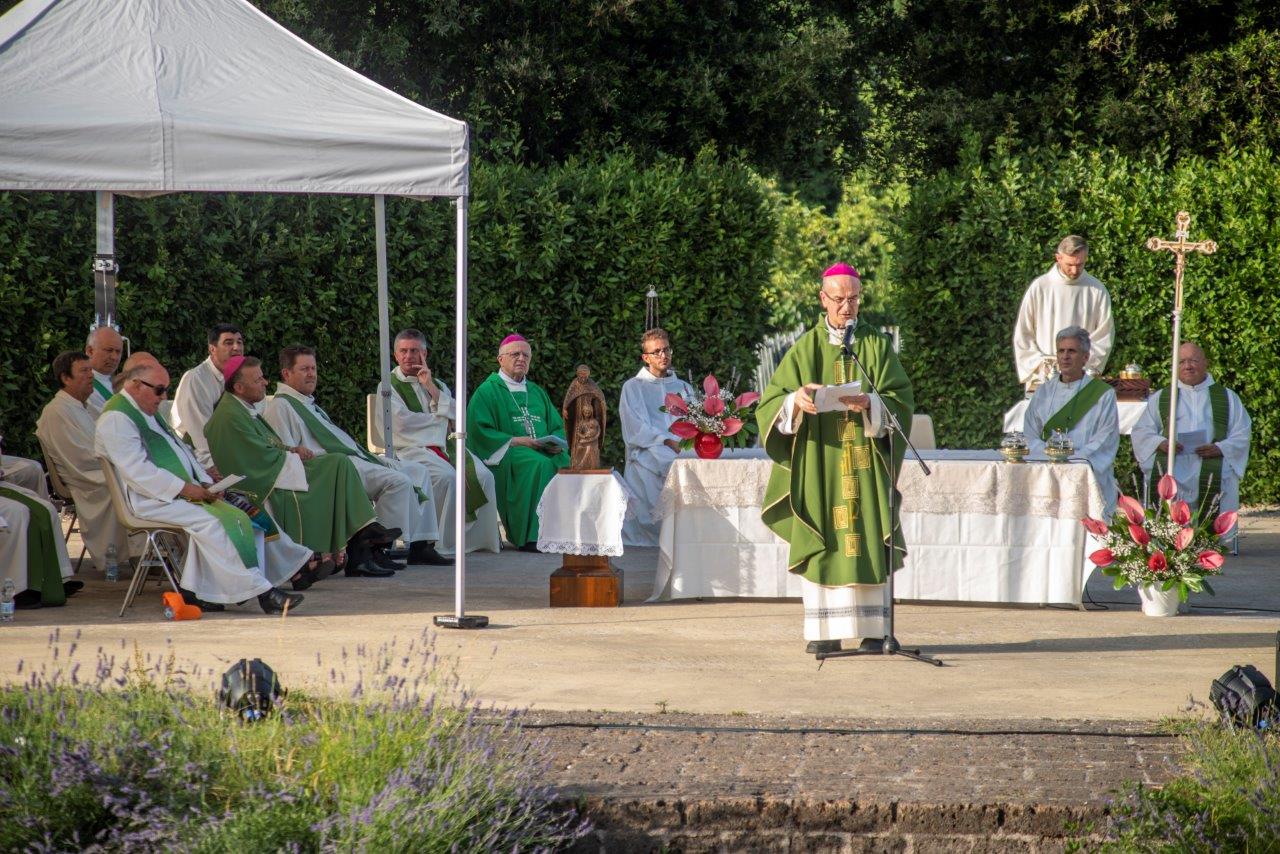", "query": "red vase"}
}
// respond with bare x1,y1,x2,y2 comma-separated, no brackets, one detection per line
694,432,724,459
